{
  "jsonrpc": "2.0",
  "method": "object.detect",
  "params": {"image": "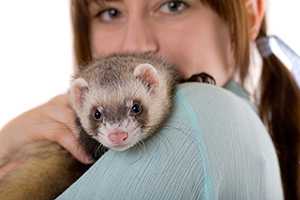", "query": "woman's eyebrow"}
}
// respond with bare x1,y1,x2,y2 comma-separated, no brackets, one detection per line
90,0,122,6
88,0,105,10
97,0,122,3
